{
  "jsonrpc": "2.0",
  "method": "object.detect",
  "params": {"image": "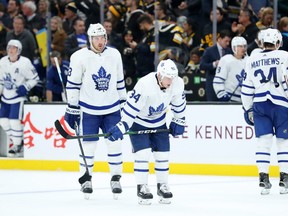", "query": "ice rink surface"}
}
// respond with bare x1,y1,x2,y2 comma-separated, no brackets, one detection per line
0,170,287,216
